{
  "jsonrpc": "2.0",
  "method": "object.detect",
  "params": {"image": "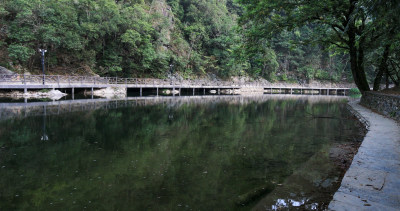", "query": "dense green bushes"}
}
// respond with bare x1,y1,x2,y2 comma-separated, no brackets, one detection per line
0,0,241,78
0,0,379,84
